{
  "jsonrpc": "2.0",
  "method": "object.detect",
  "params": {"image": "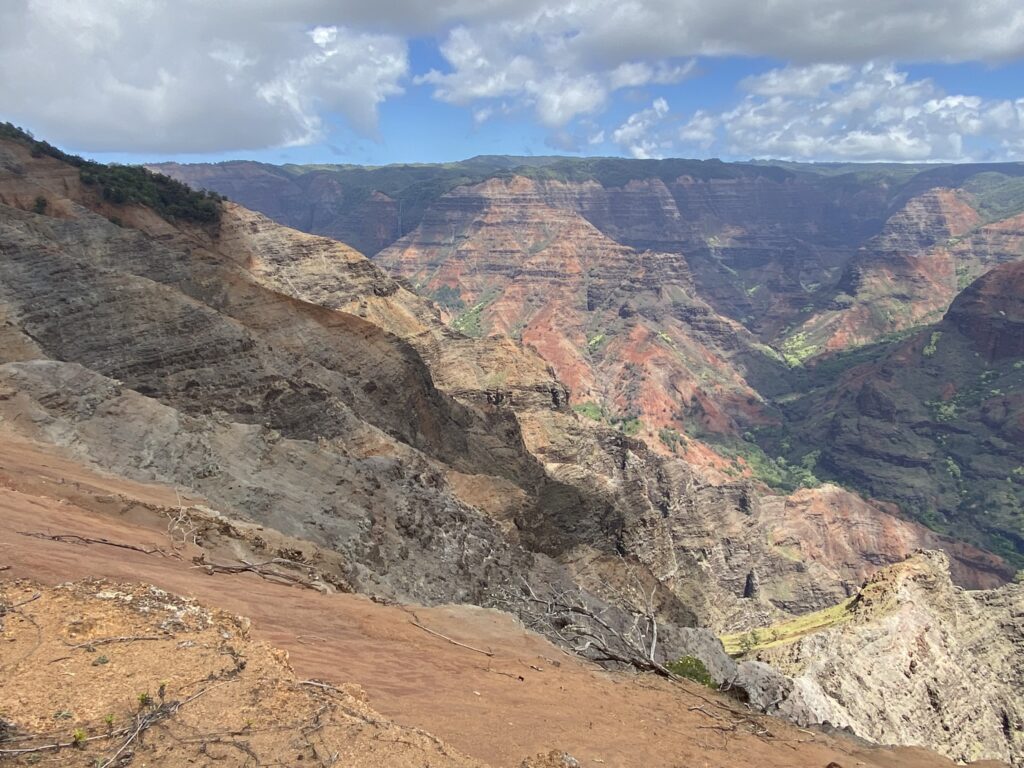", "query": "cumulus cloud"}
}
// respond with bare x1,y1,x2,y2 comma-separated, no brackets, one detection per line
715,63,1024,161
417,17,694,127
418,0,1024,131
3,1,1024,155
612,98,672,158
0,1,409,153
